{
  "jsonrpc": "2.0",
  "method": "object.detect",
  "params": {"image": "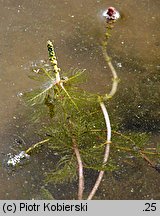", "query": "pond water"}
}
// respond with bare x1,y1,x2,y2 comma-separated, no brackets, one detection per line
0,0,160,199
